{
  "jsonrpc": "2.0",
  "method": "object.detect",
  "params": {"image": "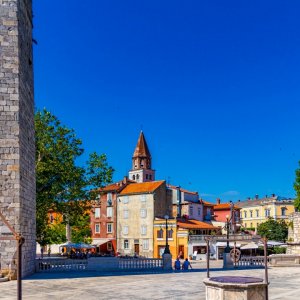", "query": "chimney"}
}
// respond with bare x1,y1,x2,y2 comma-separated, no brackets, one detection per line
238,199,241,202
123,176,128,185
255,194,259,200
216,198,221,204
272,193,275,197
247,197,251,201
